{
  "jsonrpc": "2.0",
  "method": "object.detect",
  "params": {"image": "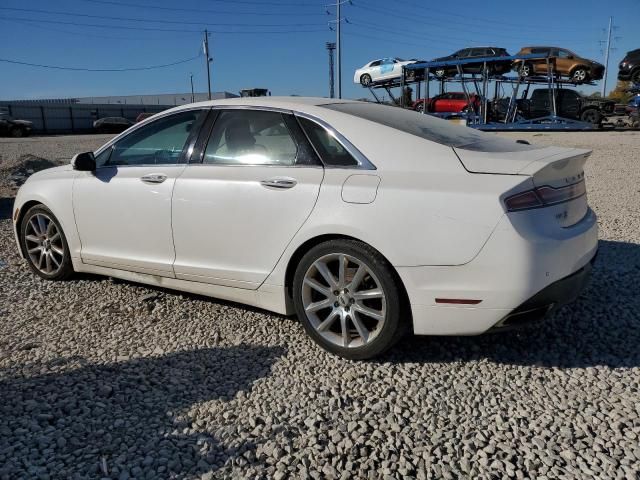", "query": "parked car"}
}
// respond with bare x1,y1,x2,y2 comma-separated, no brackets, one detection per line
519,89,614,124
431,47,511,78
413,92,480,114
618,49,640,83
93,117,133,133
625,96,640,114
13,97,598,359
514,47,605,83
0,113,33,137
354,57,420,86
135,112,155,123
